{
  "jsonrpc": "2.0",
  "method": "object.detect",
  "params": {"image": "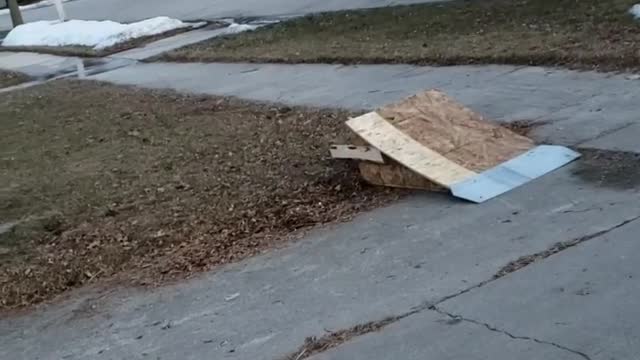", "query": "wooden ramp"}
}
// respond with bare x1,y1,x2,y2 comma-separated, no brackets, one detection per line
333,90,580,203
